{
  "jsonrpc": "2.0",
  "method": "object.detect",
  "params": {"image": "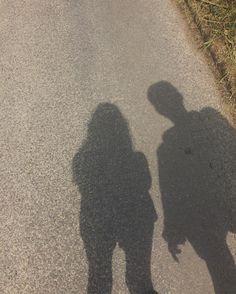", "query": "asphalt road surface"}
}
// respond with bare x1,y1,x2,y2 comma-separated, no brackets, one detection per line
1,1,236,293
